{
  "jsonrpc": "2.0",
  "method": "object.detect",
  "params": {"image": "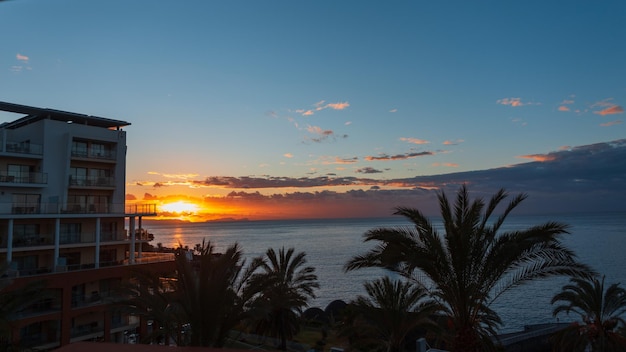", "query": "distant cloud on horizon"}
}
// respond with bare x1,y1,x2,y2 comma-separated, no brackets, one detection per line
129,139,626,217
